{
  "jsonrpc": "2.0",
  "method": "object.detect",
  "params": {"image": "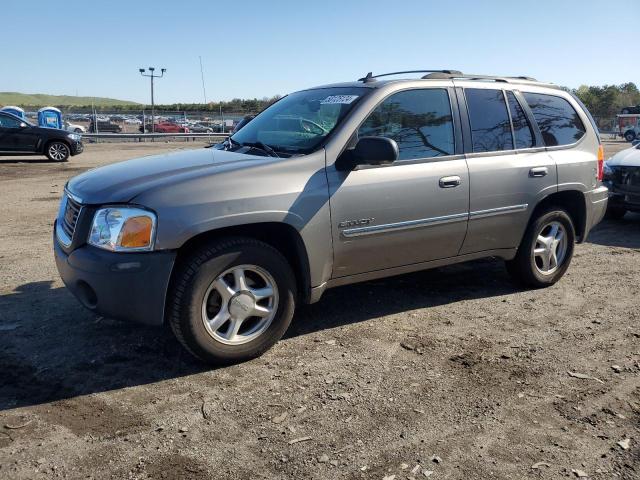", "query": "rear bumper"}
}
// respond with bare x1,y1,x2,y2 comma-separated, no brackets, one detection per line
584,185,608,239
54,233,175,326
